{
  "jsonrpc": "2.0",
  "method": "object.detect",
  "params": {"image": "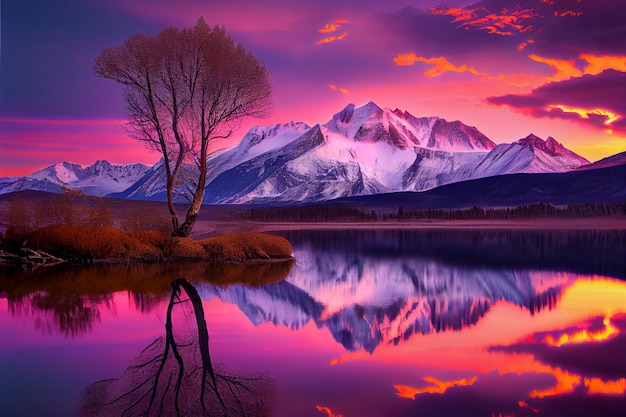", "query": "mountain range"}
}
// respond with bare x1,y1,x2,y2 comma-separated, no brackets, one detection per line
0,160,149,196
1,102,624,205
